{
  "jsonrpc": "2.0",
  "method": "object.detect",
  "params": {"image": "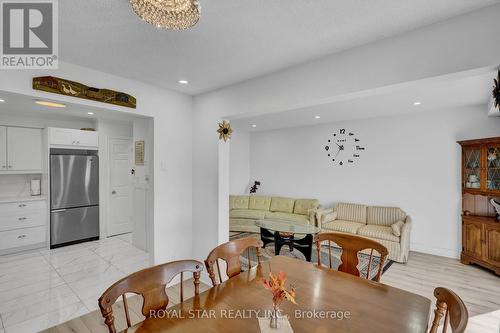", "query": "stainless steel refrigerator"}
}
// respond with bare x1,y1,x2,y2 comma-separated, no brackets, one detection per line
50,149,99,248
